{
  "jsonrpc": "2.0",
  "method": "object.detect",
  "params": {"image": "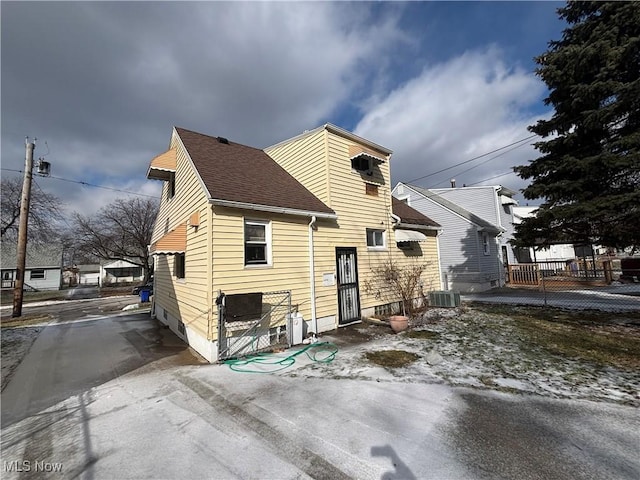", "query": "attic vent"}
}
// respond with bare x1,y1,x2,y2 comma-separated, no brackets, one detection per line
217,137,229,144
